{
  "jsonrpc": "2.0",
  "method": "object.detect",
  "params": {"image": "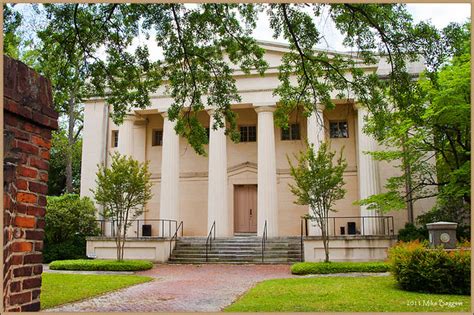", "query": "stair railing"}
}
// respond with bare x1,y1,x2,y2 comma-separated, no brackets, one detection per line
169,221,184,255
205,221,216,262
261,220,268,262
